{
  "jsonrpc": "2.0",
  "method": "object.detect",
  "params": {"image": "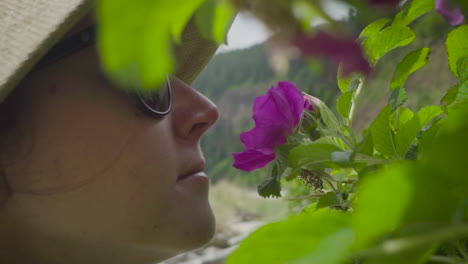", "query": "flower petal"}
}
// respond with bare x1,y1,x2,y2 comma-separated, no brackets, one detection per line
436,0,465,26
232,149,276,171
293,32,372,76
240,125,288,150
